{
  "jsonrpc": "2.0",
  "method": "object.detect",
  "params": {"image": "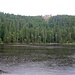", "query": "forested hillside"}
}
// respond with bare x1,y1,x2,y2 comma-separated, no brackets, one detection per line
0,12,75,44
